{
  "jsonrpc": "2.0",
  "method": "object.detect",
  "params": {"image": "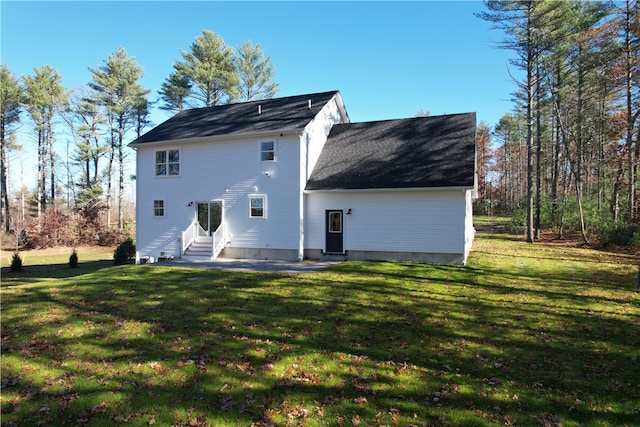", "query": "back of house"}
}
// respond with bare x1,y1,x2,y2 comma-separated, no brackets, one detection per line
130,91,476,265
